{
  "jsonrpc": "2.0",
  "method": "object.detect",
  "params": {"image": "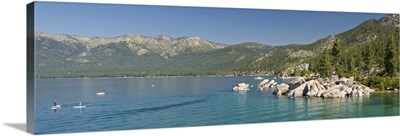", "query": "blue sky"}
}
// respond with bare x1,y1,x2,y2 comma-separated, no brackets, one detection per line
35,2,386,46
